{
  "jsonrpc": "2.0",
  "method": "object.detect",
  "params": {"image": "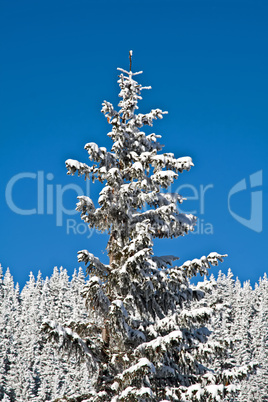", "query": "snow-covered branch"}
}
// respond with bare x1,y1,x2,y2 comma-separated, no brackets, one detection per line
77,250,110,277
41,320,100,369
